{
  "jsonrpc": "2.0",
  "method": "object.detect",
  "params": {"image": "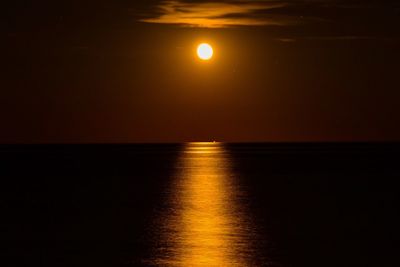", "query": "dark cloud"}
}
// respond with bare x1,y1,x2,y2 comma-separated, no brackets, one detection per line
140,0,289,27
140,0,400,40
